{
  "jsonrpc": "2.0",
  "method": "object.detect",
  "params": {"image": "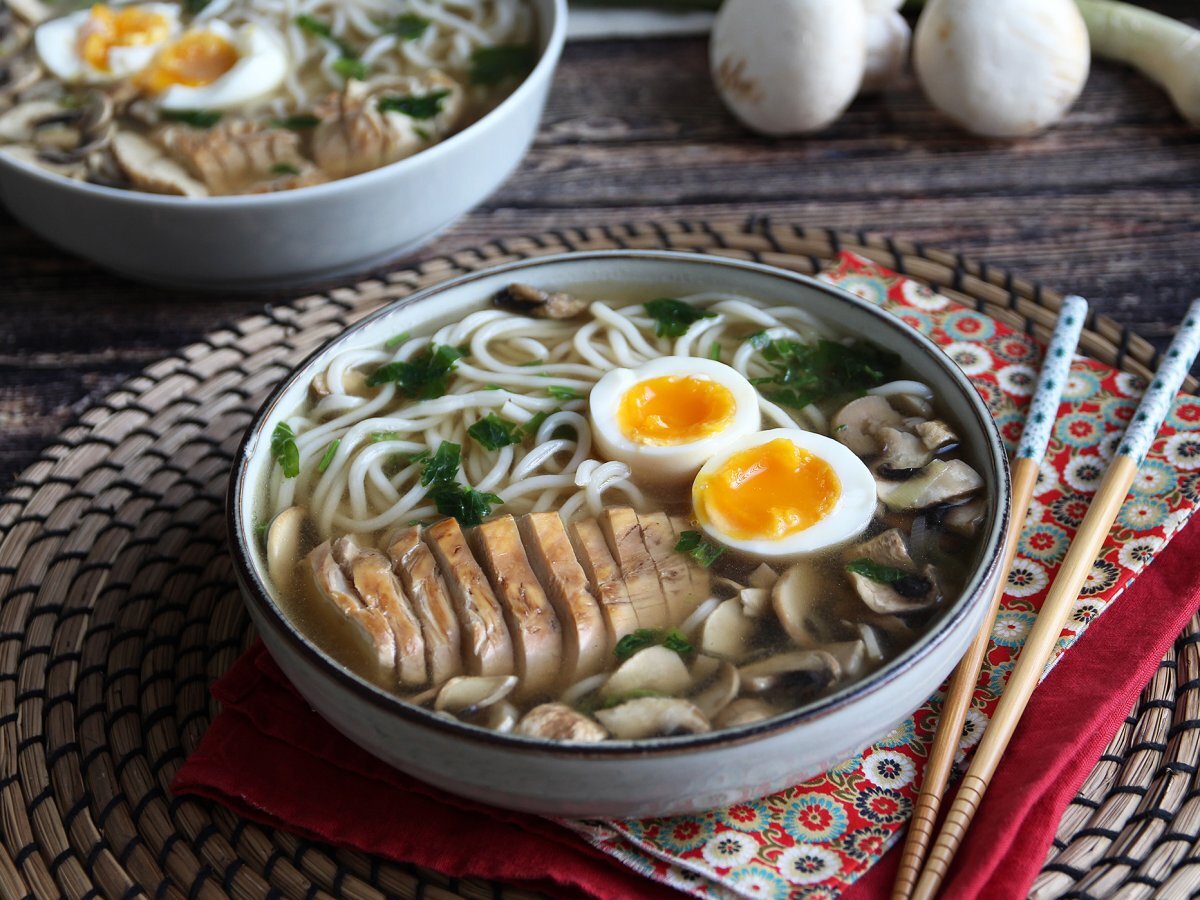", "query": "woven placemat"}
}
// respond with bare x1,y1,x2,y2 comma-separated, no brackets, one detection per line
2,219,1198,900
